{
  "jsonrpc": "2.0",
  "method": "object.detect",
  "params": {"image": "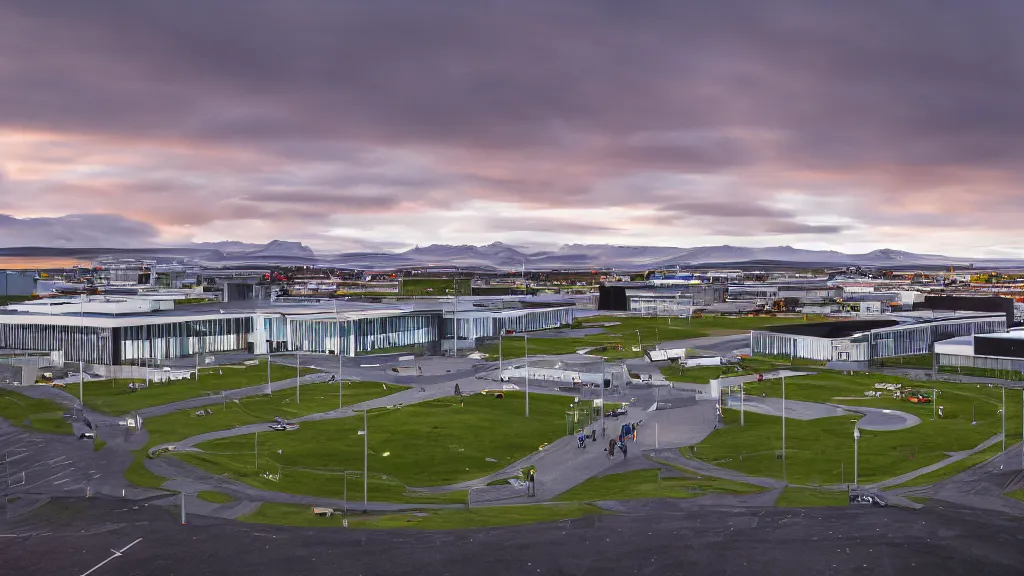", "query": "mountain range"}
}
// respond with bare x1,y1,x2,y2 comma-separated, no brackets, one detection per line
2,240,1017,270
